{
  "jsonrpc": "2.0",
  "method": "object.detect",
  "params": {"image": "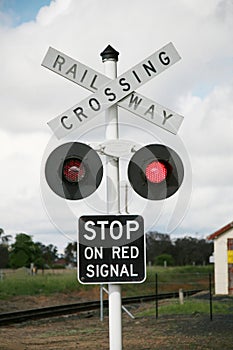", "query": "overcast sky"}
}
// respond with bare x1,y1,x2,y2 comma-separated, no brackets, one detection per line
0,0,232,252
